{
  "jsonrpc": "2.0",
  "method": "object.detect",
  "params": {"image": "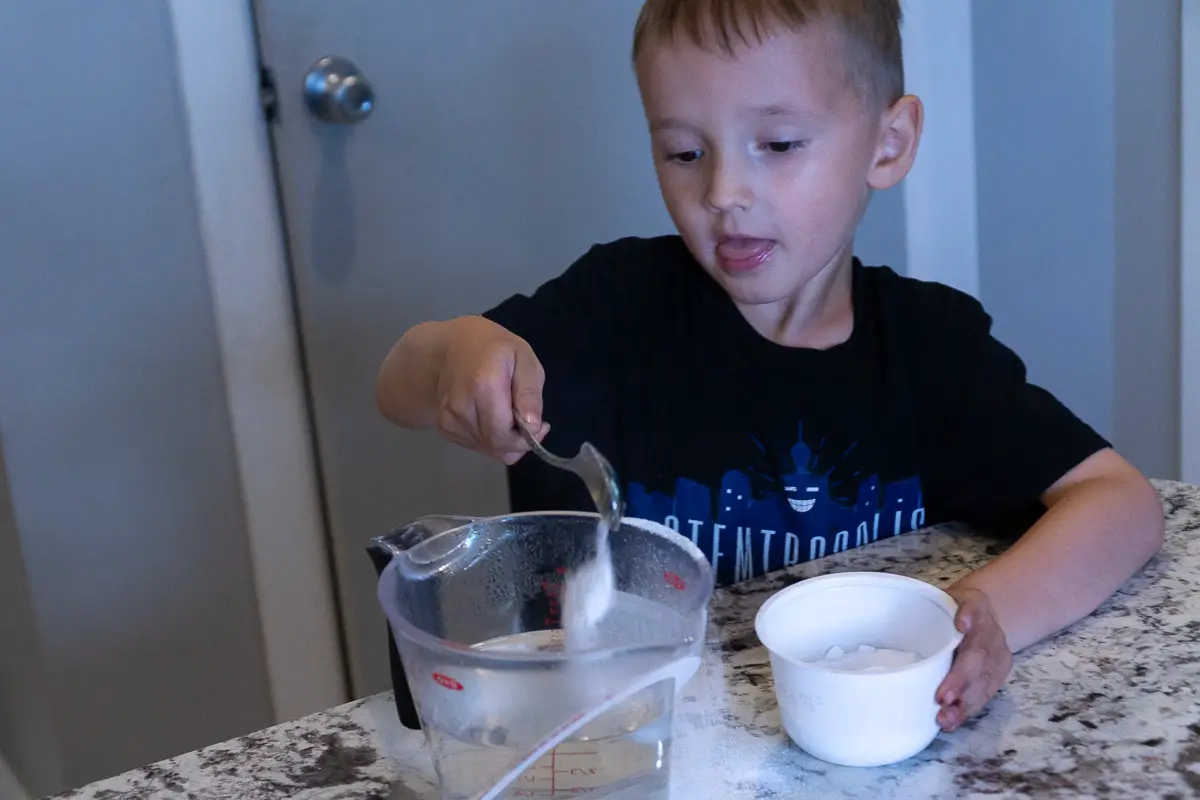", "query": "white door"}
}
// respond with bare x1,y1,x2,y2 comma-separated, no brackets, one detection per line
1183,0,1199,484
252,1,908,697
